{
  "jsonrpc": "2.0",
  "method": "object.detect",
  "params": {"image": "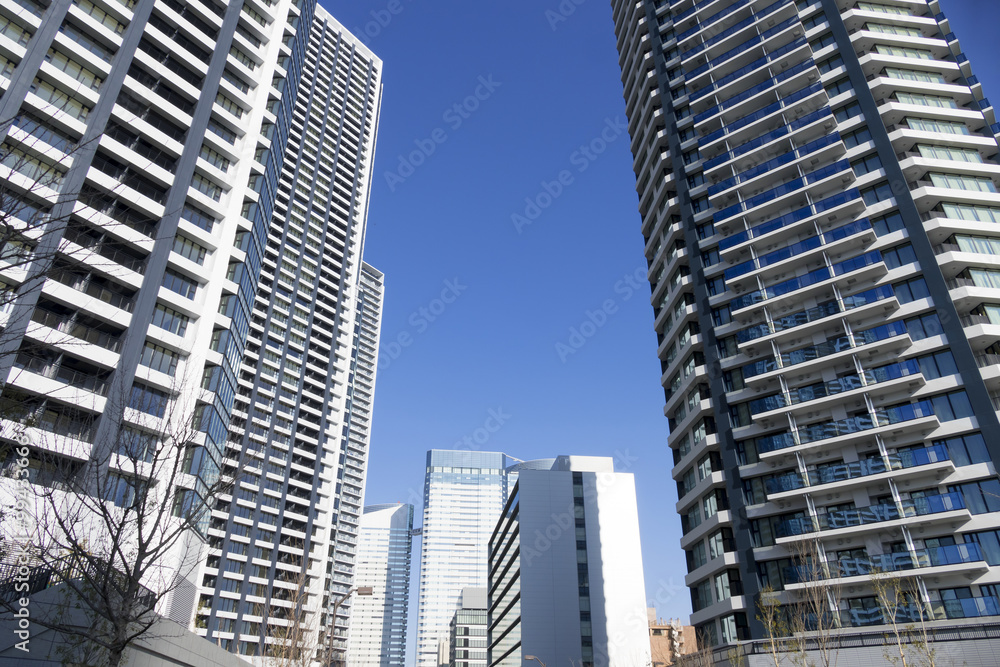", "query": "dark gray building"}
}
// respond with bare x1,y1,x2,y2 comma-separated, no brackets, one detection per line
612,0,1000,654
